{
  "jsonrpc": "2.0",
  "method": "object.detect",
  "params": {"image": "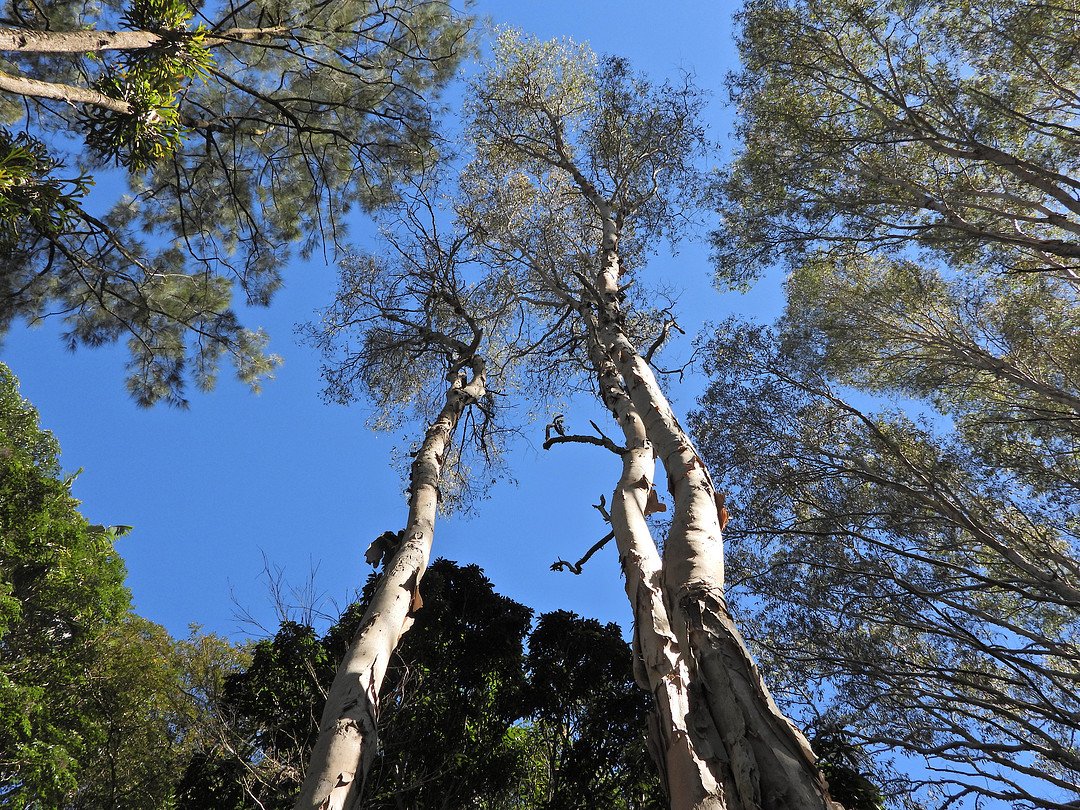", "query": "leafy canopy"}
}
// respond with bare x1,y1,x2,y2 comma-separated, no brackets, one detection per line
0,362,246,809
715,0,1080,289
1,0,472,405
